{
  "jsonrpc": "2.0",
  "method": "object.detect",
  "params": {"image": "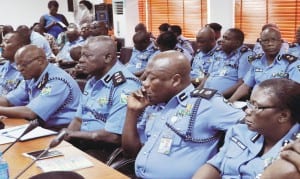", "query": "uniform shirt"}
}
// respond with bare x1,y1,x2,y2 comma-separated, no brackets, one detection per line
204,45,253,93
176,35,194,56
288,43,300,59
76,61,141,134
135,85,245,179
208,123,300,179
190,45,218,79
126,42,158,74
6,63,81,128
30,31,54,59
175,46,193,62
0,61,23,96
56,37,84,61
244,53,300,87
